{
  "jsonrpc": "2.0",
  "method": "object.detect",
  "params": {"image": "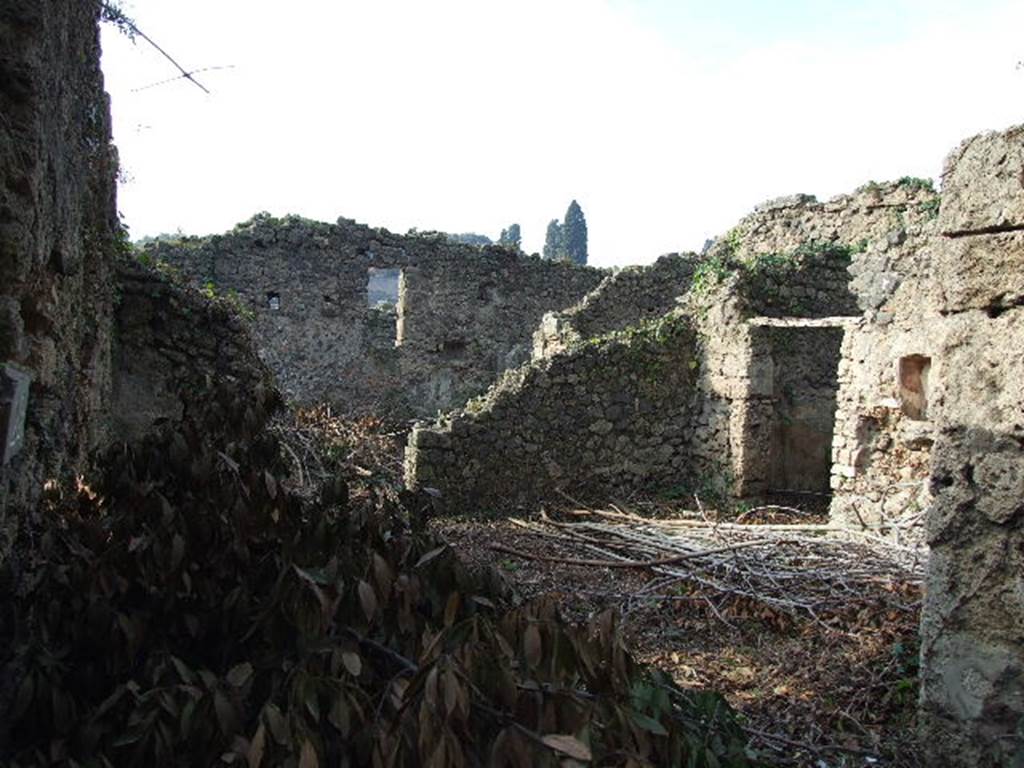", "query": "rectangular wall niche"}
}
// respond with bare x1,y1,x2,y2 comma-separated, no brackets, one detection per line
365,268,402,348
767,326,844,494
898,354,931,421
